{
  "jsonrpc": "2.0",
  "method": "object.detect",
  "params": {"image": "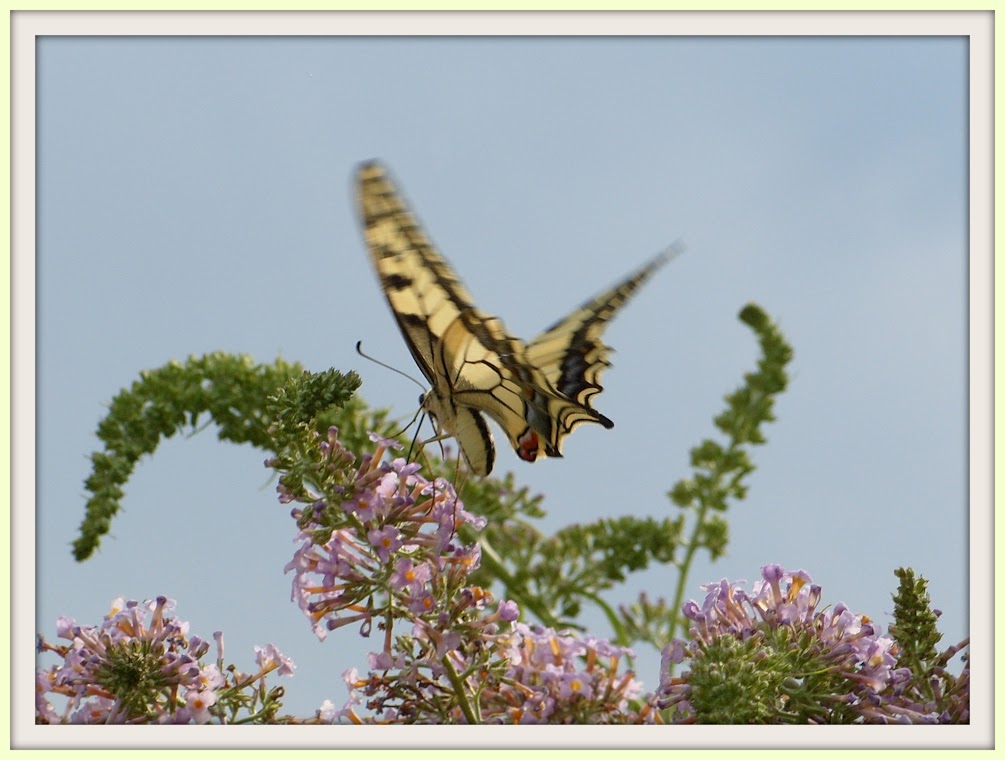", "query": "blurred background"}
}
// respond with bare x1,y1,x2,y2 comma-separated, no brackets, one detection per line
35,33,968,718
